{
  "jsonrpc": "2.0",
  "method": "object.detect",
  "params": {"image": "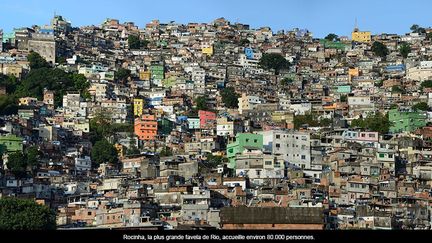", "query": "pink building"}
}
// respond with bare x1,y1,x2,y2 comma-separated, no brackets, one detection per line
357,132,379,142
198,110,216,129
